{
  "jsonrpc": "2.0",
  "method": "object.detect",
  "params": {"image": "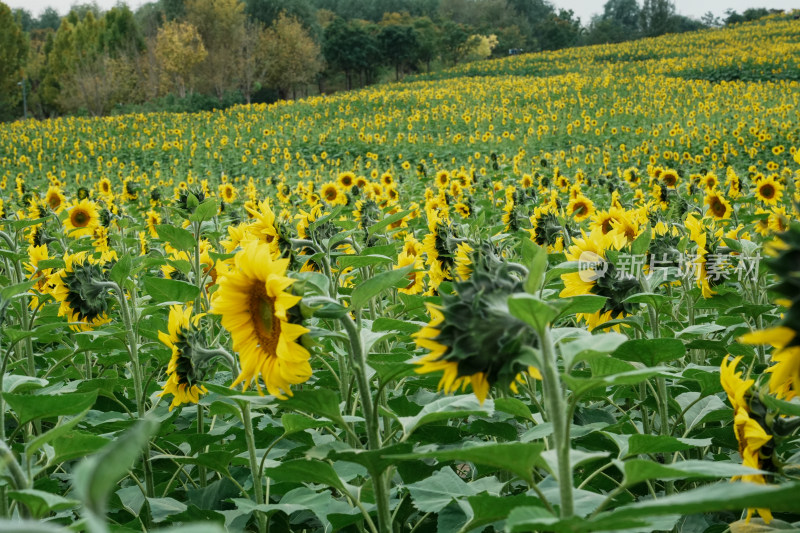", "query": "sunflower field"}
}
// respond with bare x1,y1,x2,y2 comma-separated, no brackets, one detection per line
1,12,800,533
